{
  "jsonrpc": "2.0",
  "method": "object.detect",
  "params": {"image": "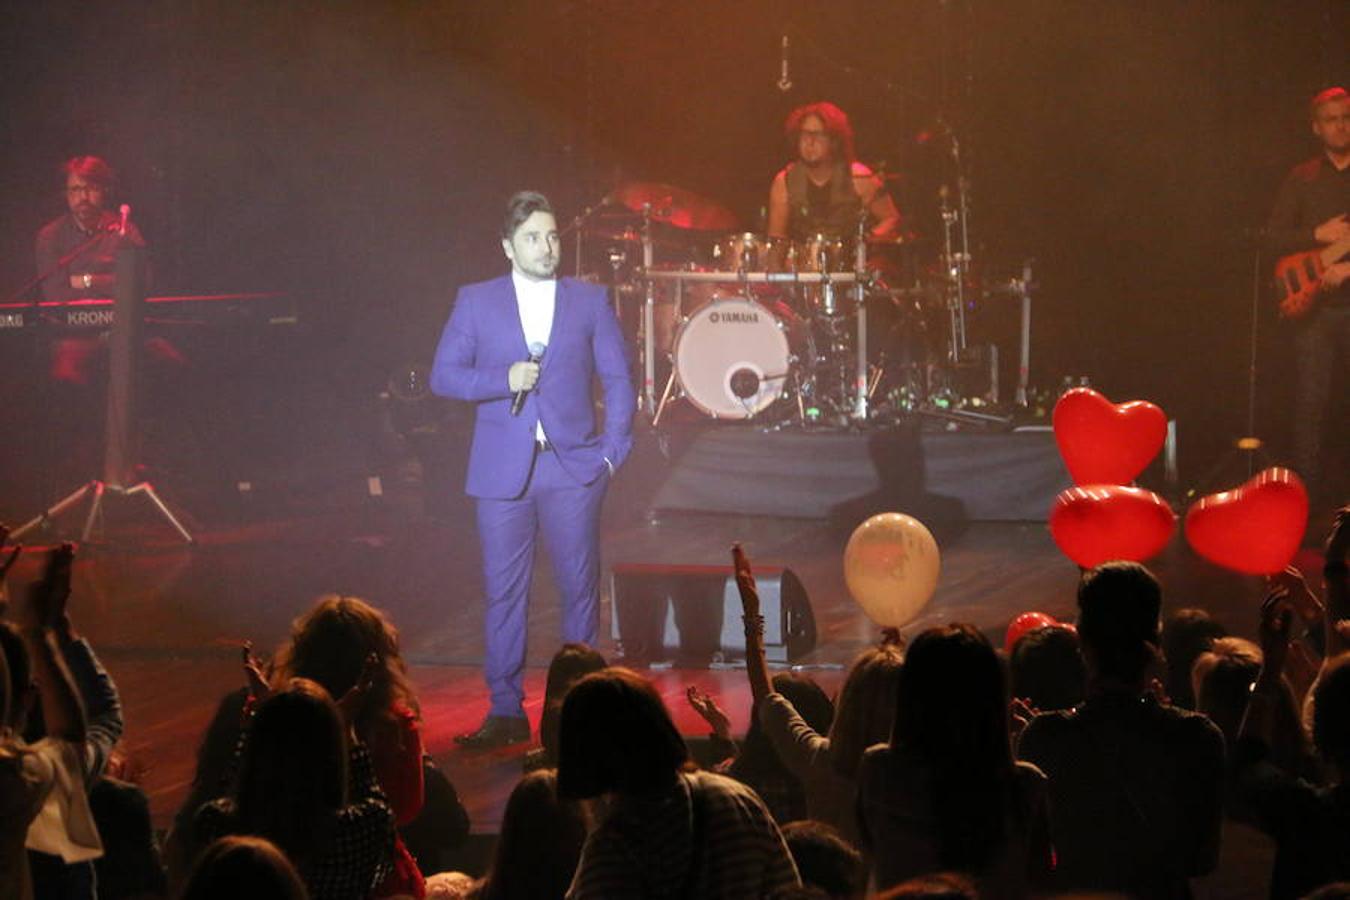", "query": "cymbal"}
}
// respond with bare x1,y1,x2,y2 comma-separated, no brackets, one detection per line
611,182,739,231
865,230,923,246
583,227,686,250
585,227,644,243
